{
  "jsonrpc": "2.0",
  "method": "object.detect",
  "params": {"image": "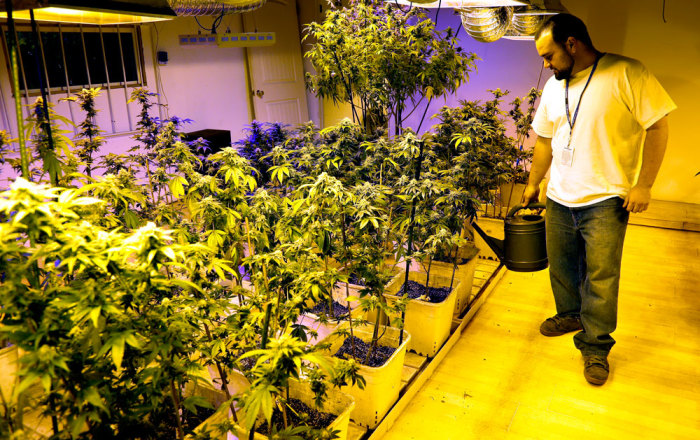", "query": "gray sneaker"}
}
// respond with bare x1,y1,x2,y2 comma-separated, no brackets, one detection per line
539,315,582,336
583,355,609,385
